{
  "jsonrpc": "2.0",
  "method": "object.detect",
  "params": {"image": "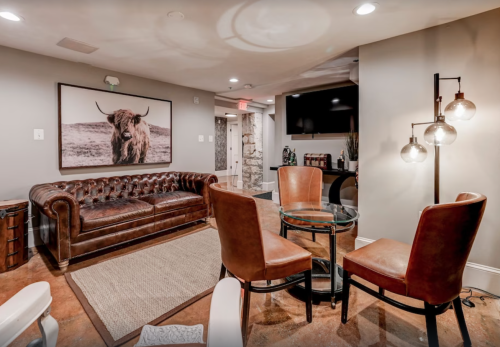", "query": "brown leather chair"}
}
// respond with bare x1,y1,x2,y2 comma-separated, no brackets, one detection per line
341,193,487,347
277,166,323,240
209,183,313,345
